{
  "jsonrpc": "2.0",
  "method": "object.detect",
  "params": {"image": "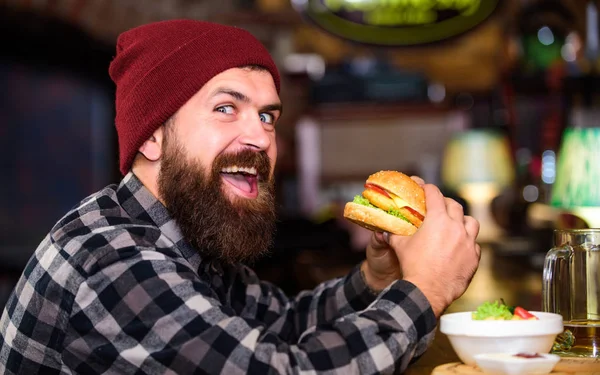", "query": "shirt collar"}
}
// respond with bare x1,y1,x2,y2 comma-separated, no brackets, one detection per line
116,172,203,271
